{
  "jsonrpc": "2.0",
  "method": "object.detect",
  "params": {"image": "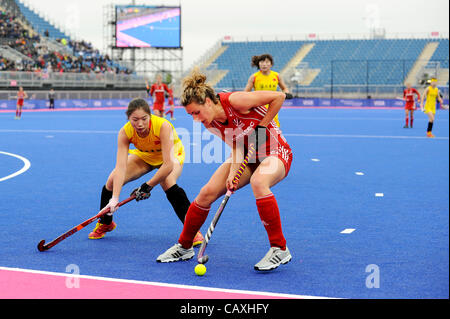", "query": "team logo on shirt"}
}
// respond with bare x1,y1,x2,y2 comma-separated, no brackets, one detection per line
233,118,245,129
